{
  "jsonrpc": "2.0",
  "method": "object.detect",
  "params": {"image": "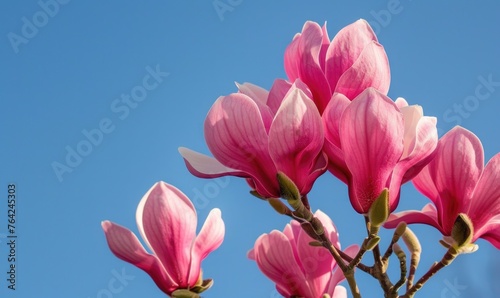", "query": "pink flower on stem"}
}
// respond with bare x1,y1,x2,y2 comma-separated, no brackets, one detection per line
179,81,327,199
248,210,358,298
101,182,225,296
284,19,390,114
385,126,500,249
322,88,438,214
